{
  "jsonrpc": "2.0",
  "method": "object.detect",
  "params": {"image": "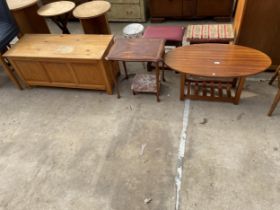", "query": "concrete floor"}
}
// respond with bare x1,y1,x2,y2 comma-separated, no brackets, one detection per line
0,21,279,210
